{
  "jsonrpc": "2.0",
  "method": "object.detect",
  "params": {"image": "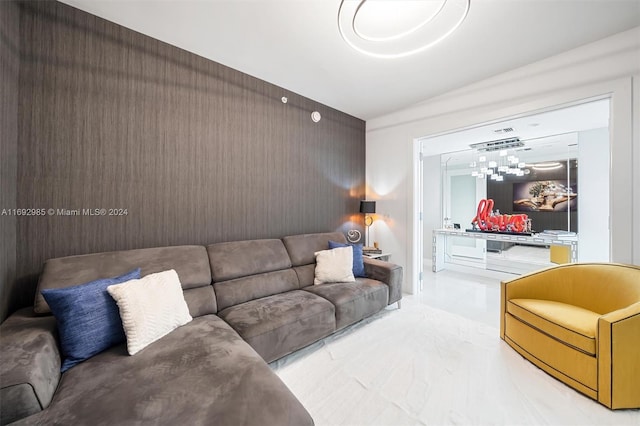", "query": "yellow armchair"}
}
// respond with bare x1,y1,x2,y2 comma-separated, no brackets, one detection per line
500,262,640,409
